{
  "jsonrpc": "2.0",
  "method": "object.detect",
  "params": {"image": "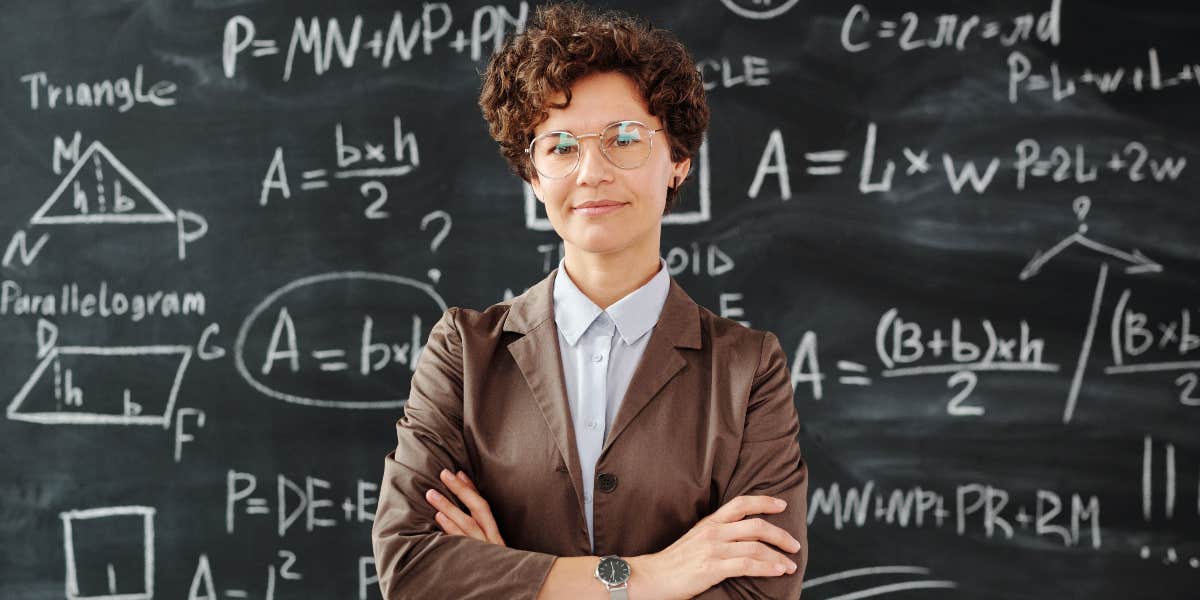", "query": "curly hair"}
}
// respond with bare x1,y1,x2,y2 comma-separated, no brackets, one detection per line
478,2,709,214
